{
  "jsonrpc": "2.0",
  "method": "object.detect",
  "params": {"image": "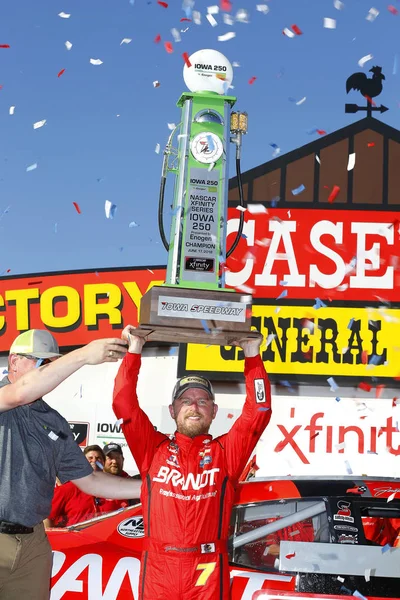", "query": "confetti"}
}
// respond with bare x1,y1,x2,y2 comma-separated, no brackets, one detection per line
334,0,344,9
359,382,372,392
58,12,71,18
72,202,81,214
368,142,375,148
158,1,168,6
388,5,398,15
247,204,267,214
344,460,353,474
164,41,173,53
200,320,211,334
208,5,219,14
90,58,103,65
206,13,218,26
358,54,373,68
167,123,176,130
182,52,191,67
387,492,397,502
236,9,249,23
26,163,37,172
129,221,139,227
221,0,232,10
65,40,72,50
171,28,181,43
296,96,307,105
248,76,257,85
283,28,295,38
364,569,371,582
0,44,10,49
256,5,269,14
218,32,236,41
292,184,305,195
105,200,117,219
155,143,161,154
328,185,340,203
154,34,161,43
258,407,271,412
291,24,303,35
193,11,201,24
120,38,132,45
115,418,124,426
366,7,379,21
381,543,391,553
323,17,336,28
347,318,354,329
313,298,327,309
9,106,15,115
327,377,339,391
33,119,46,129
347,153,356,171
285,552,296,559
227,413,234,419
57,69,65,78
153,80,160,88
